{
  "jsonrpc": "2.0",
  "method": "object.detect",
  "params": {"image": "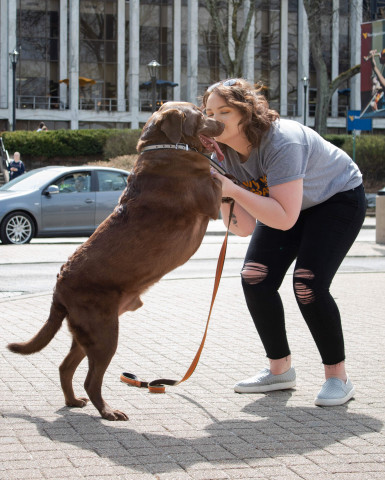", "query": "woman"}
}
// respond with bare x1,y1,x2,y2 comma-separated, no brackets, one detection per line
202,78,366,406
